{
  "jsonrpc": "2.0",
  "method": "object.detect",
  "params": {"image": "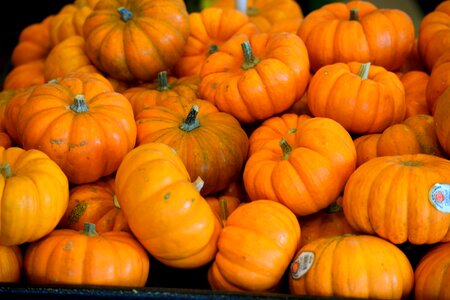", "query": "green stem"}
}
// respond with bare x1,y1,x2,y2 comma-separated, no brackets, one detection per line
350,8,359,21
357,62,371,80
118,7,133,22
326,200,342,214
208,44,219,55
193,177,204,193
219,197,229,222
113,195,121,209
241,41,260,70
179,105,200,131
156,71,171,91
70,94,89,113
0,163,13,178
280,138,293,160
82,222,98,237
247,6,259,16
